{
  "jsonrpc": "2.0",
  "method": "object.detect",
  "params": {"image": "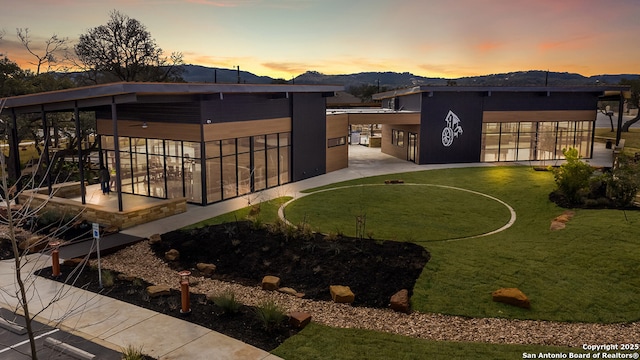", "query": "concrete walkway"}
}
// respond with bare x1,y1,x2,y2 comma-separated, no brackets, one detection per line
0,254,281,359
0,142,617,359
121,141,616,239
